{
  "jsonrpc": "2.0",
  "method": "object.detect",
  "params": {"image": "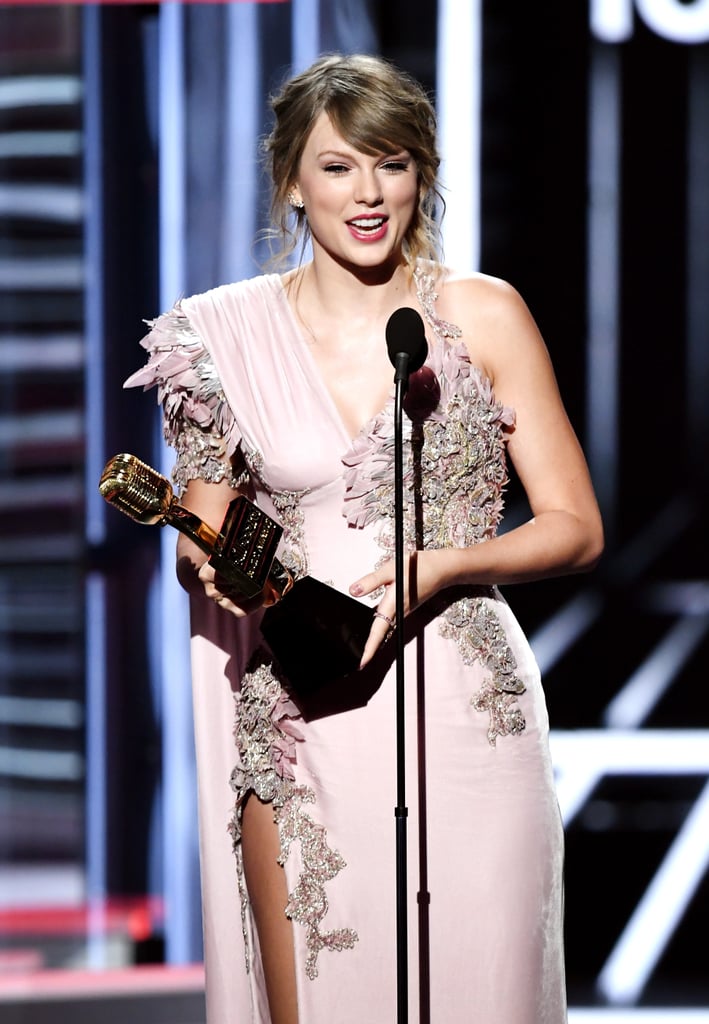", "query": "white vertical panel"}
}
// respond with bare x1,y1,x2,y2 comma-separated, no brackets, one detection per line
84,575,108,967
159,4,186,308
82,4,109,968
436,0,481,271
83,6,106,550
292,0,320,73
586,44,621,544
223,3,261,283
157,3,201,965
